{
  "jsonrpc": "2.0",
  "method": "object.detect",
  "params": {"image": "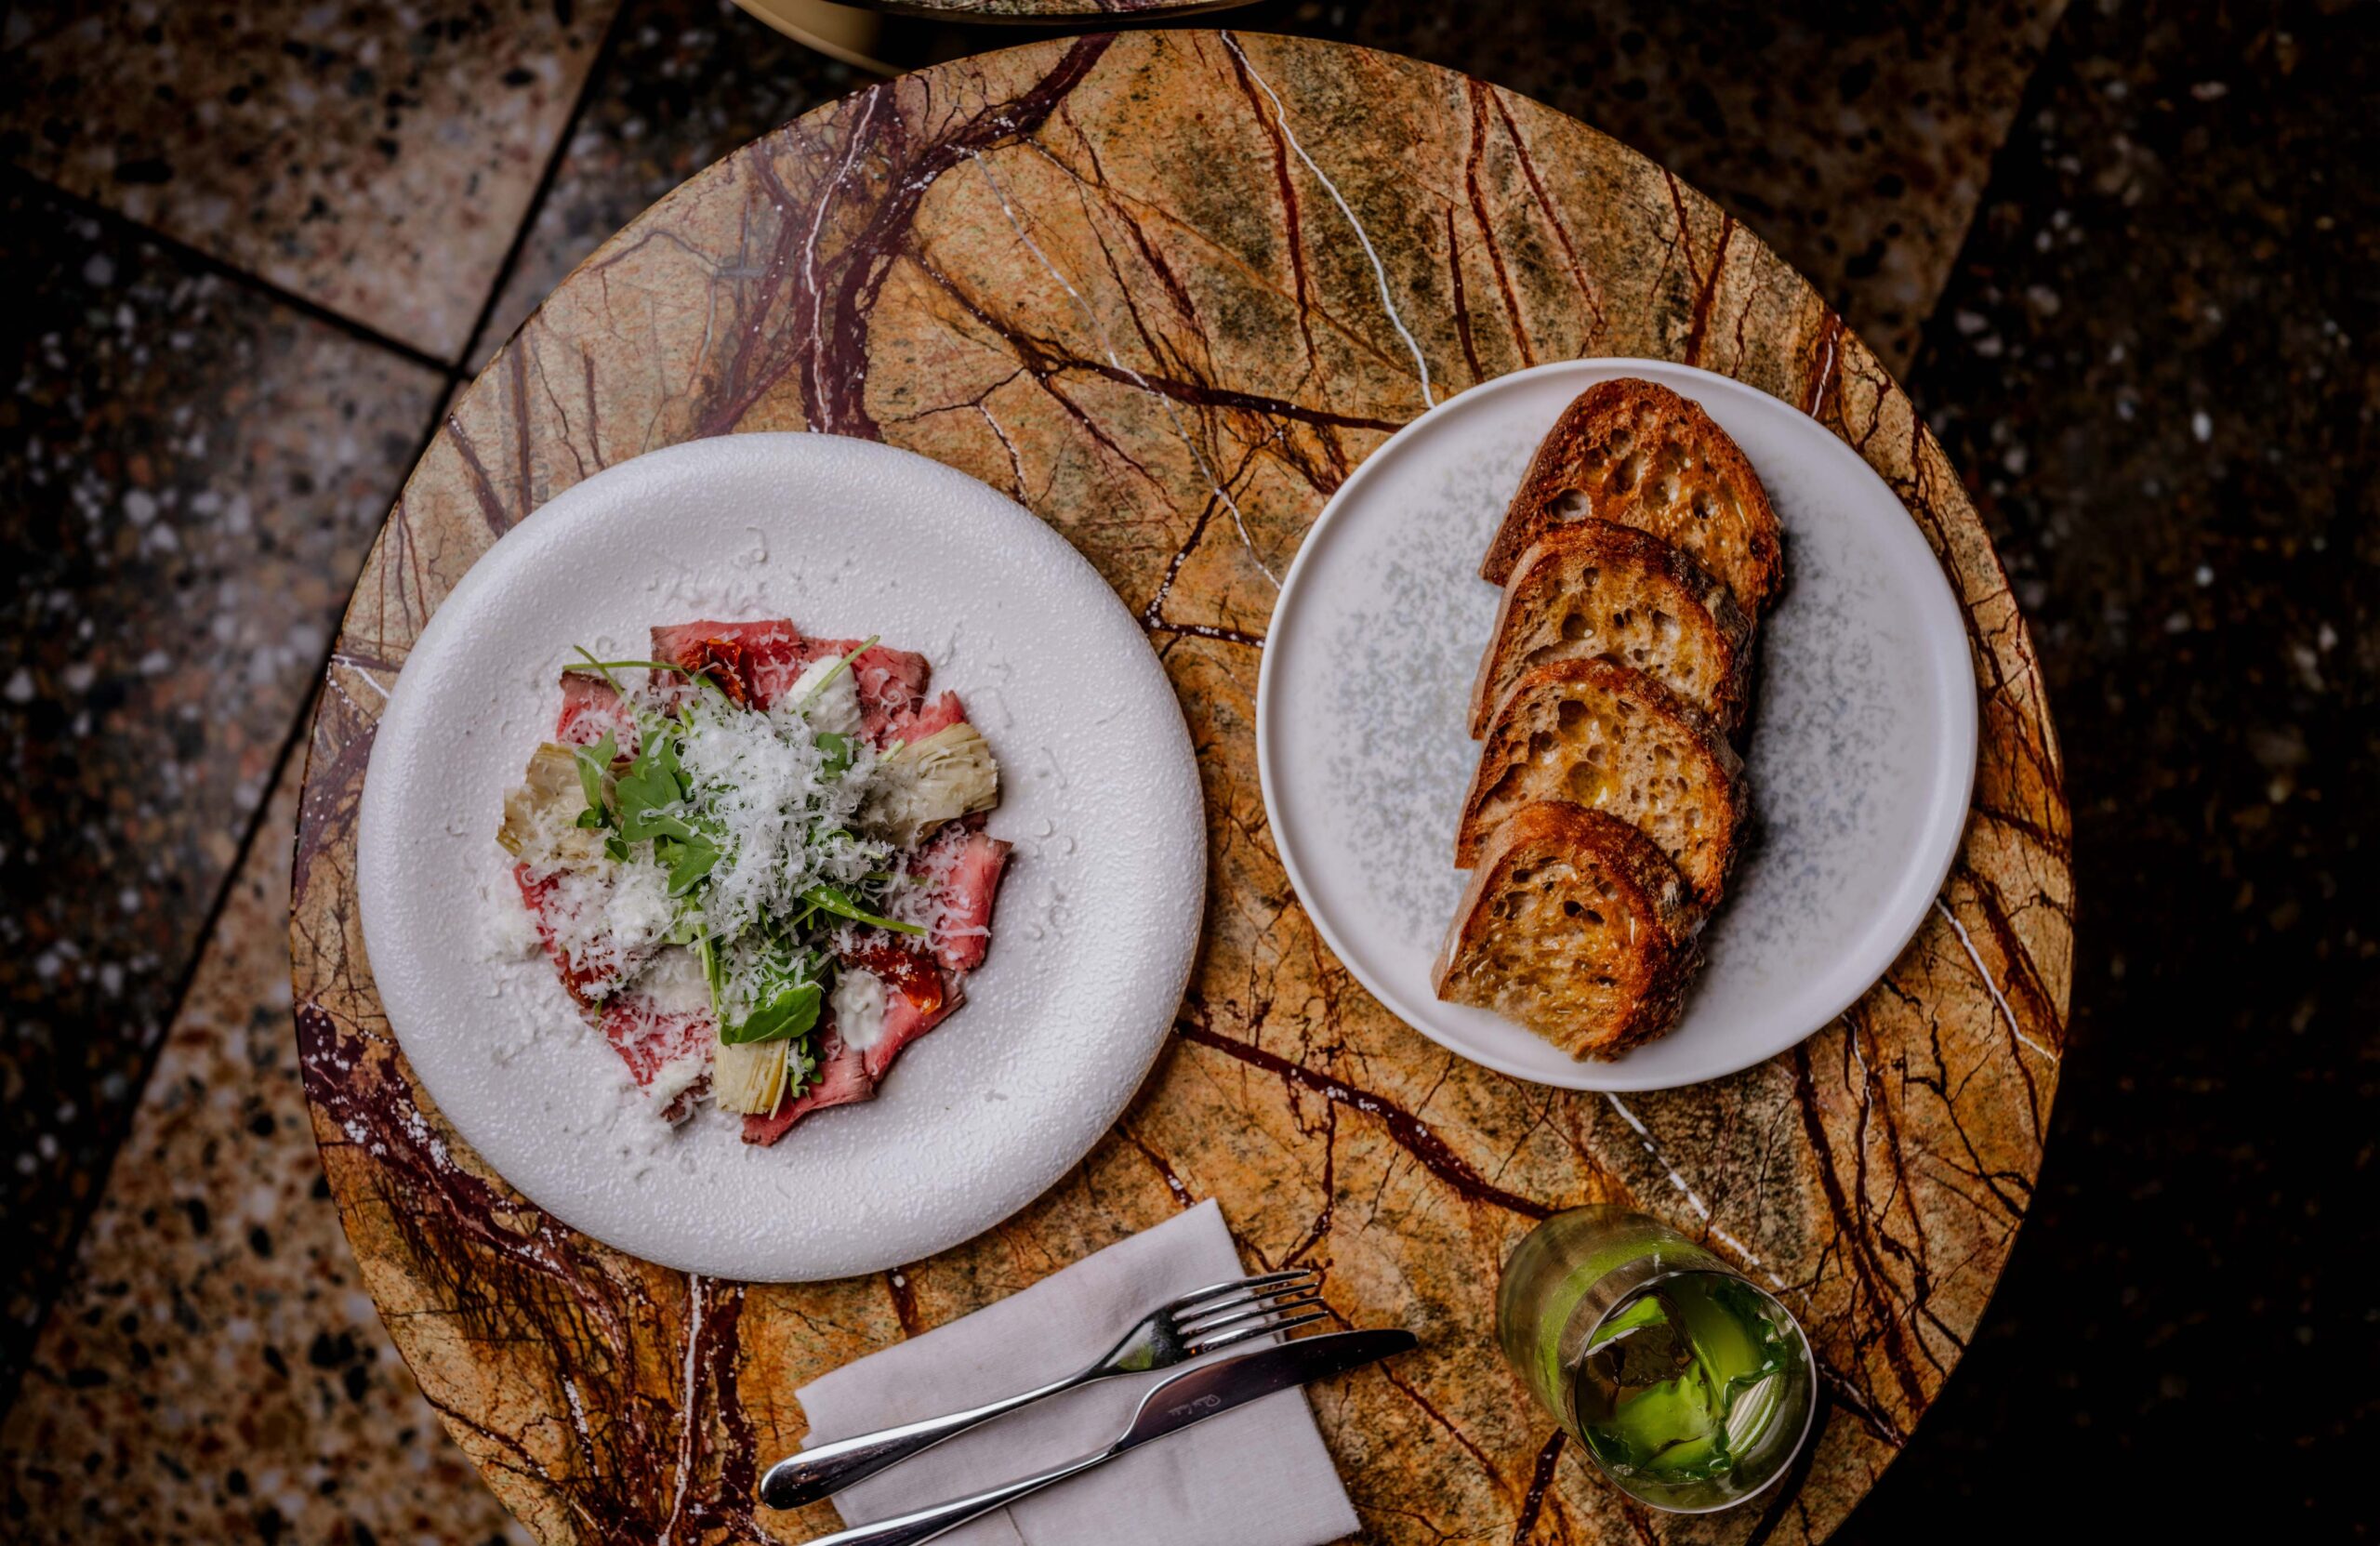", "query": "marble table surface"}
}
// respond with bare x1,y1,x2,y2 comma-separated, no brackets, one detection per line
749,0,1256,17
289,31,2071,1544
